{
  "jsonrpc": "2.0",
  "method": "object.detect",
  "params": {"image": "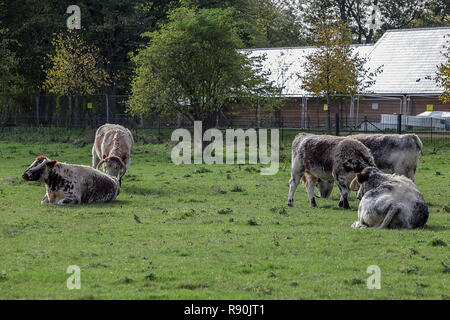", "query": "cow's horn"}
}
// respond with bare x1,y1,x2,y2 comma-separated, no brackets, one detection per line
96,159,107,170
